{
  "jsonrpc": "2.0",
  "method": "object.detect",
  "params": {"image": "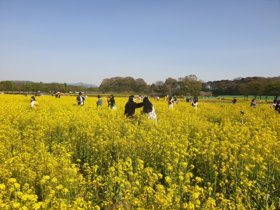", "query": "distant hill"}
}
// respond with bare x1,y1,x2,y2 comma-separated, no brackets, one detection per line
10,80,34,84
67,82,98,88
7,80,98,87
